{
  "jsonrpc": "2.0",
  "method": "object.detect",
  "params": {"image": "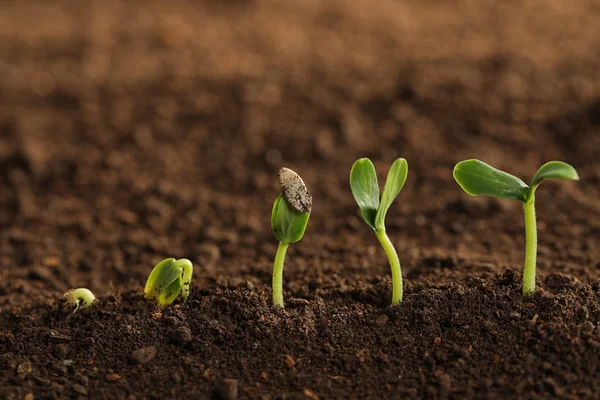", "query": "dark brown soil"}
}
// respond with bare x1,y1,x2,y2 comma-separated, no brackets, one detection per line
2,1,600,399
